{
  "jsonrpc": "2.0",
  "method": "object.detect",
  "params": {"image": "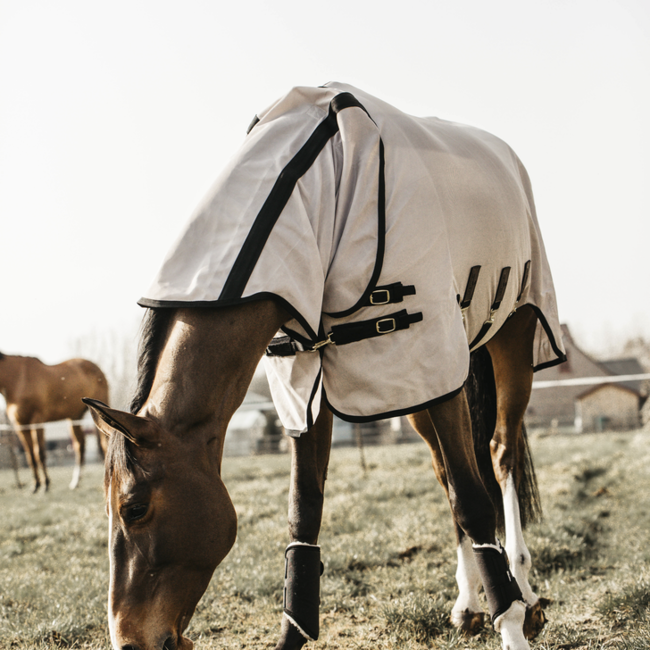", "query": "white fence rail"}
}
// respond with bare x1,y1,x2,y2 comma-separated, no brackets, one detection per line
532,373,650,389
0,418,90,432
